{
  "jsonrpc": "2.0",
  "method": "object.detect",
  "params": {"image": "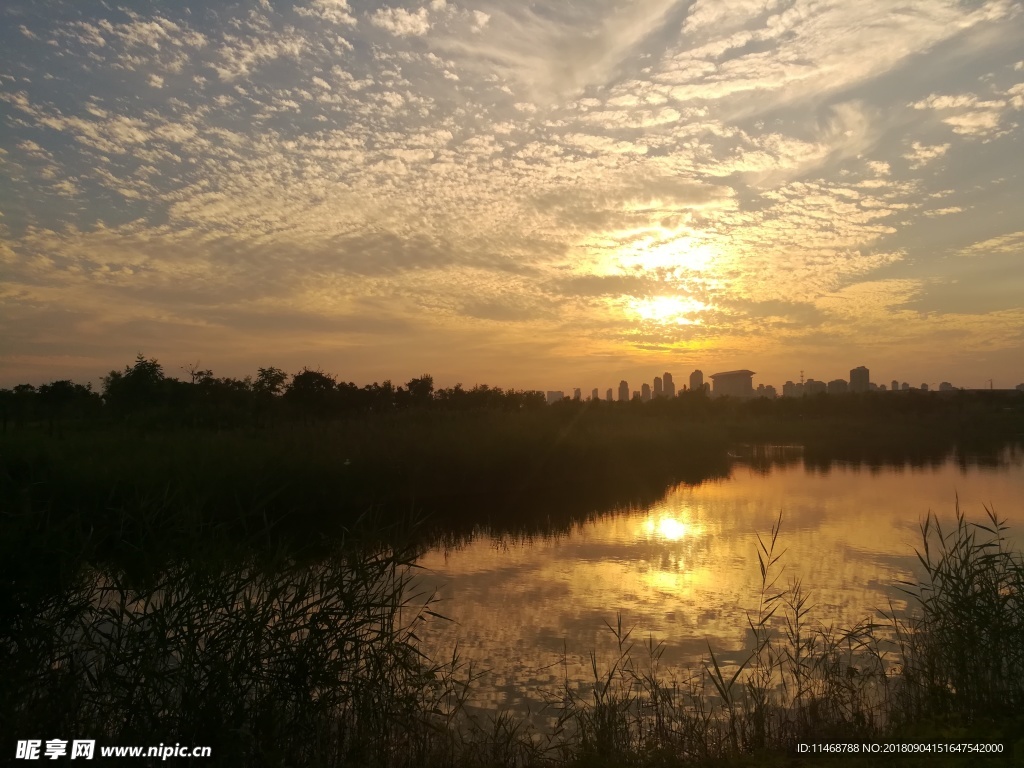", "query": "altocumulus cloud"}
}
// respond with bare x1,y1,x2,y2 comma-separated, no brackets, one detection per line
1,0,1023,389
